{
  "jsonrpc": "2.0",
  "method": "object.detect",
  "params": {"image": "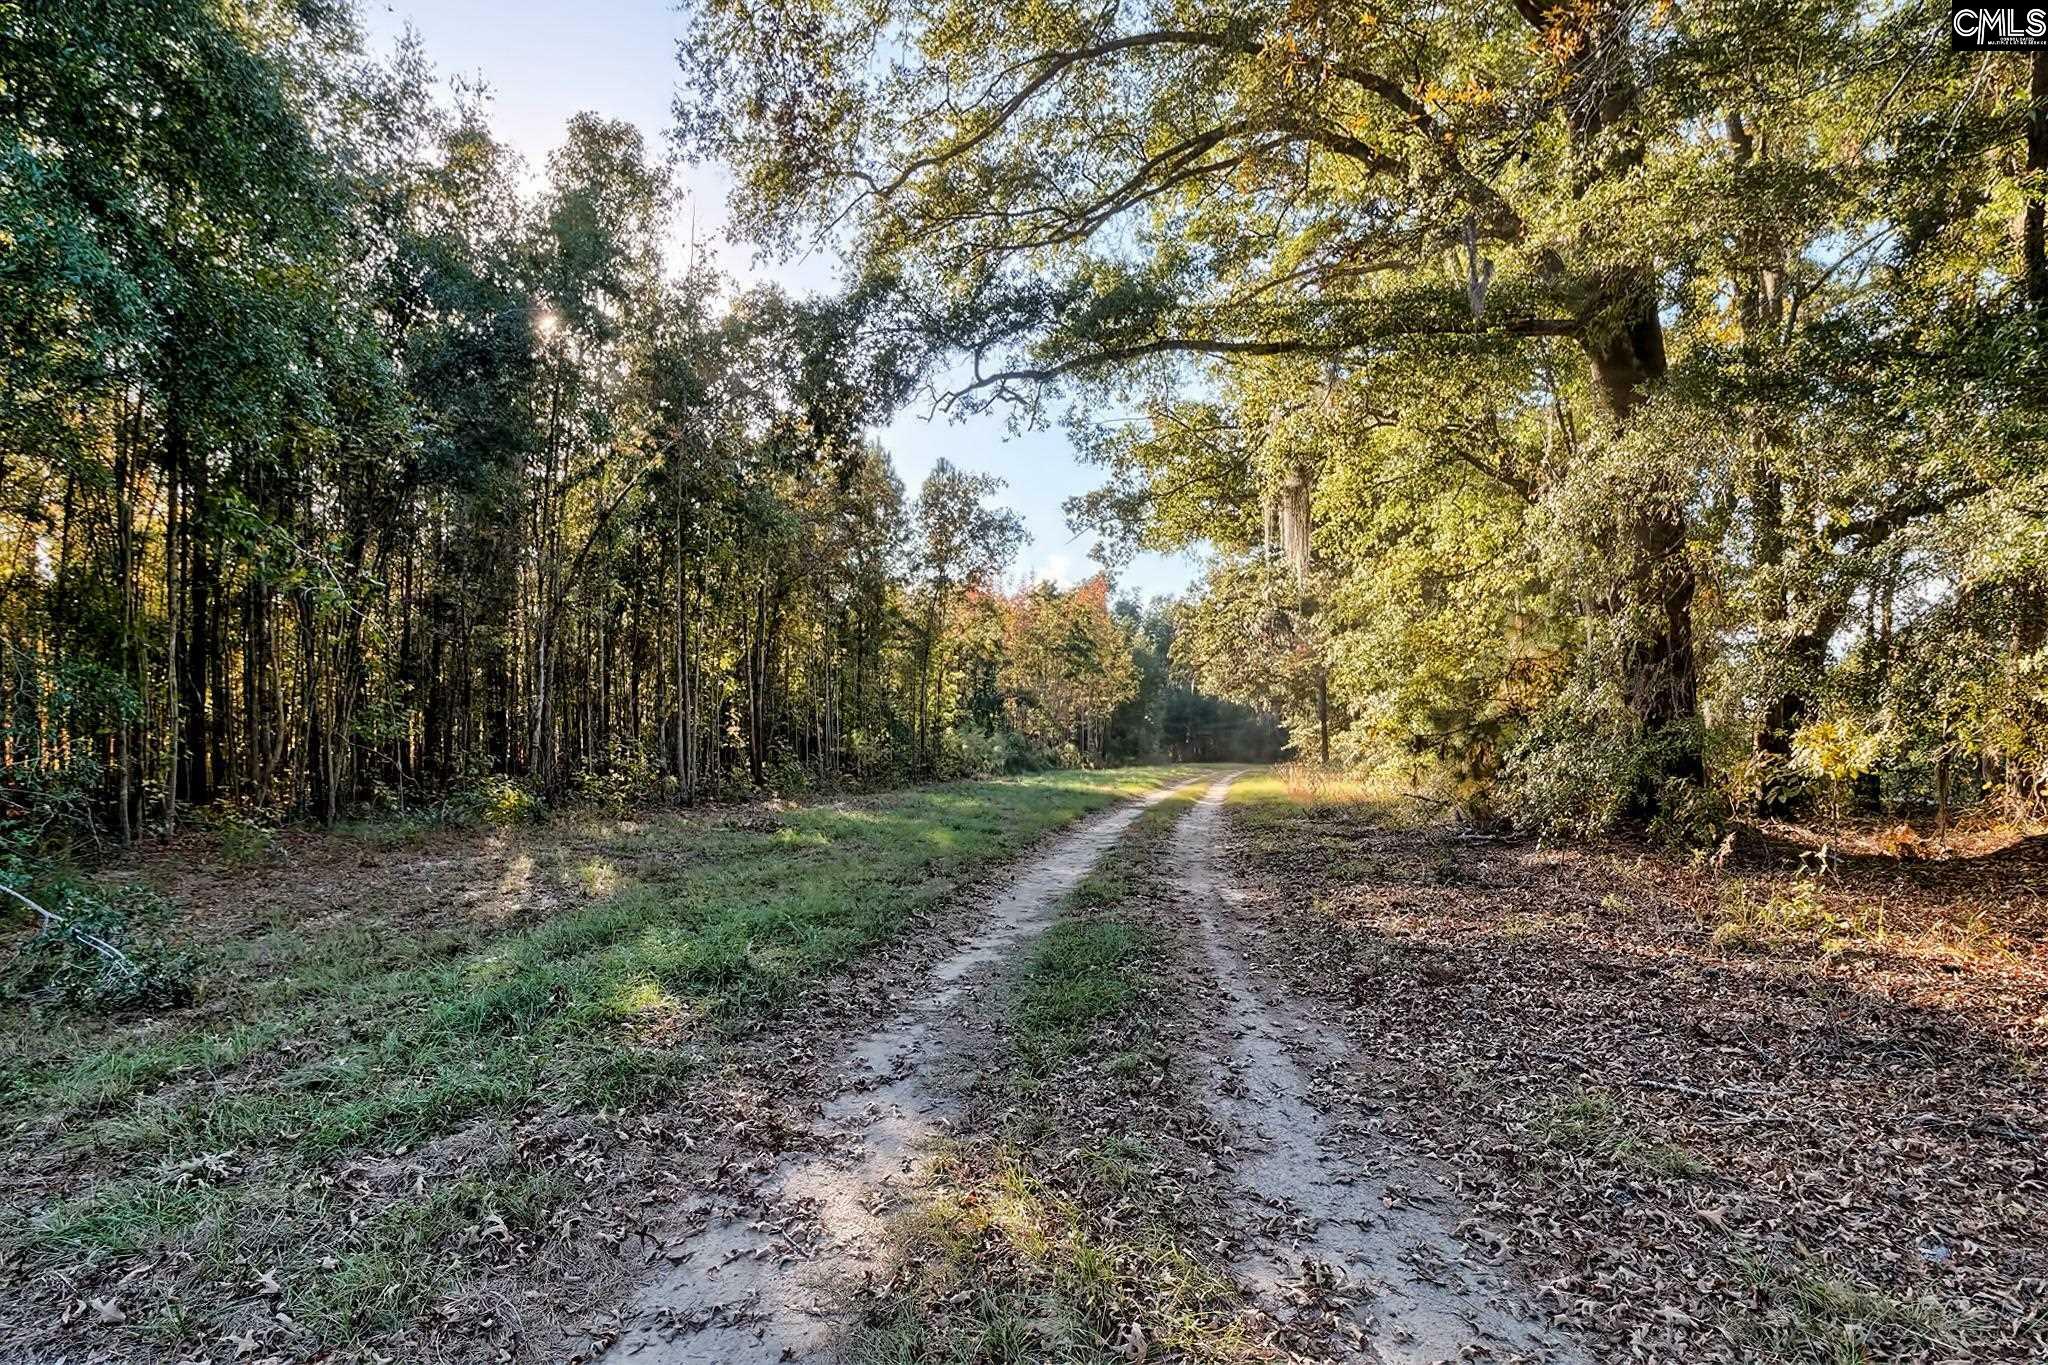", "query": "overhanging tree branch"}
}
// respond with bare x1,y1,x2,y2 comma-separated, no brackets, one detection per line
955,314,1583,401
